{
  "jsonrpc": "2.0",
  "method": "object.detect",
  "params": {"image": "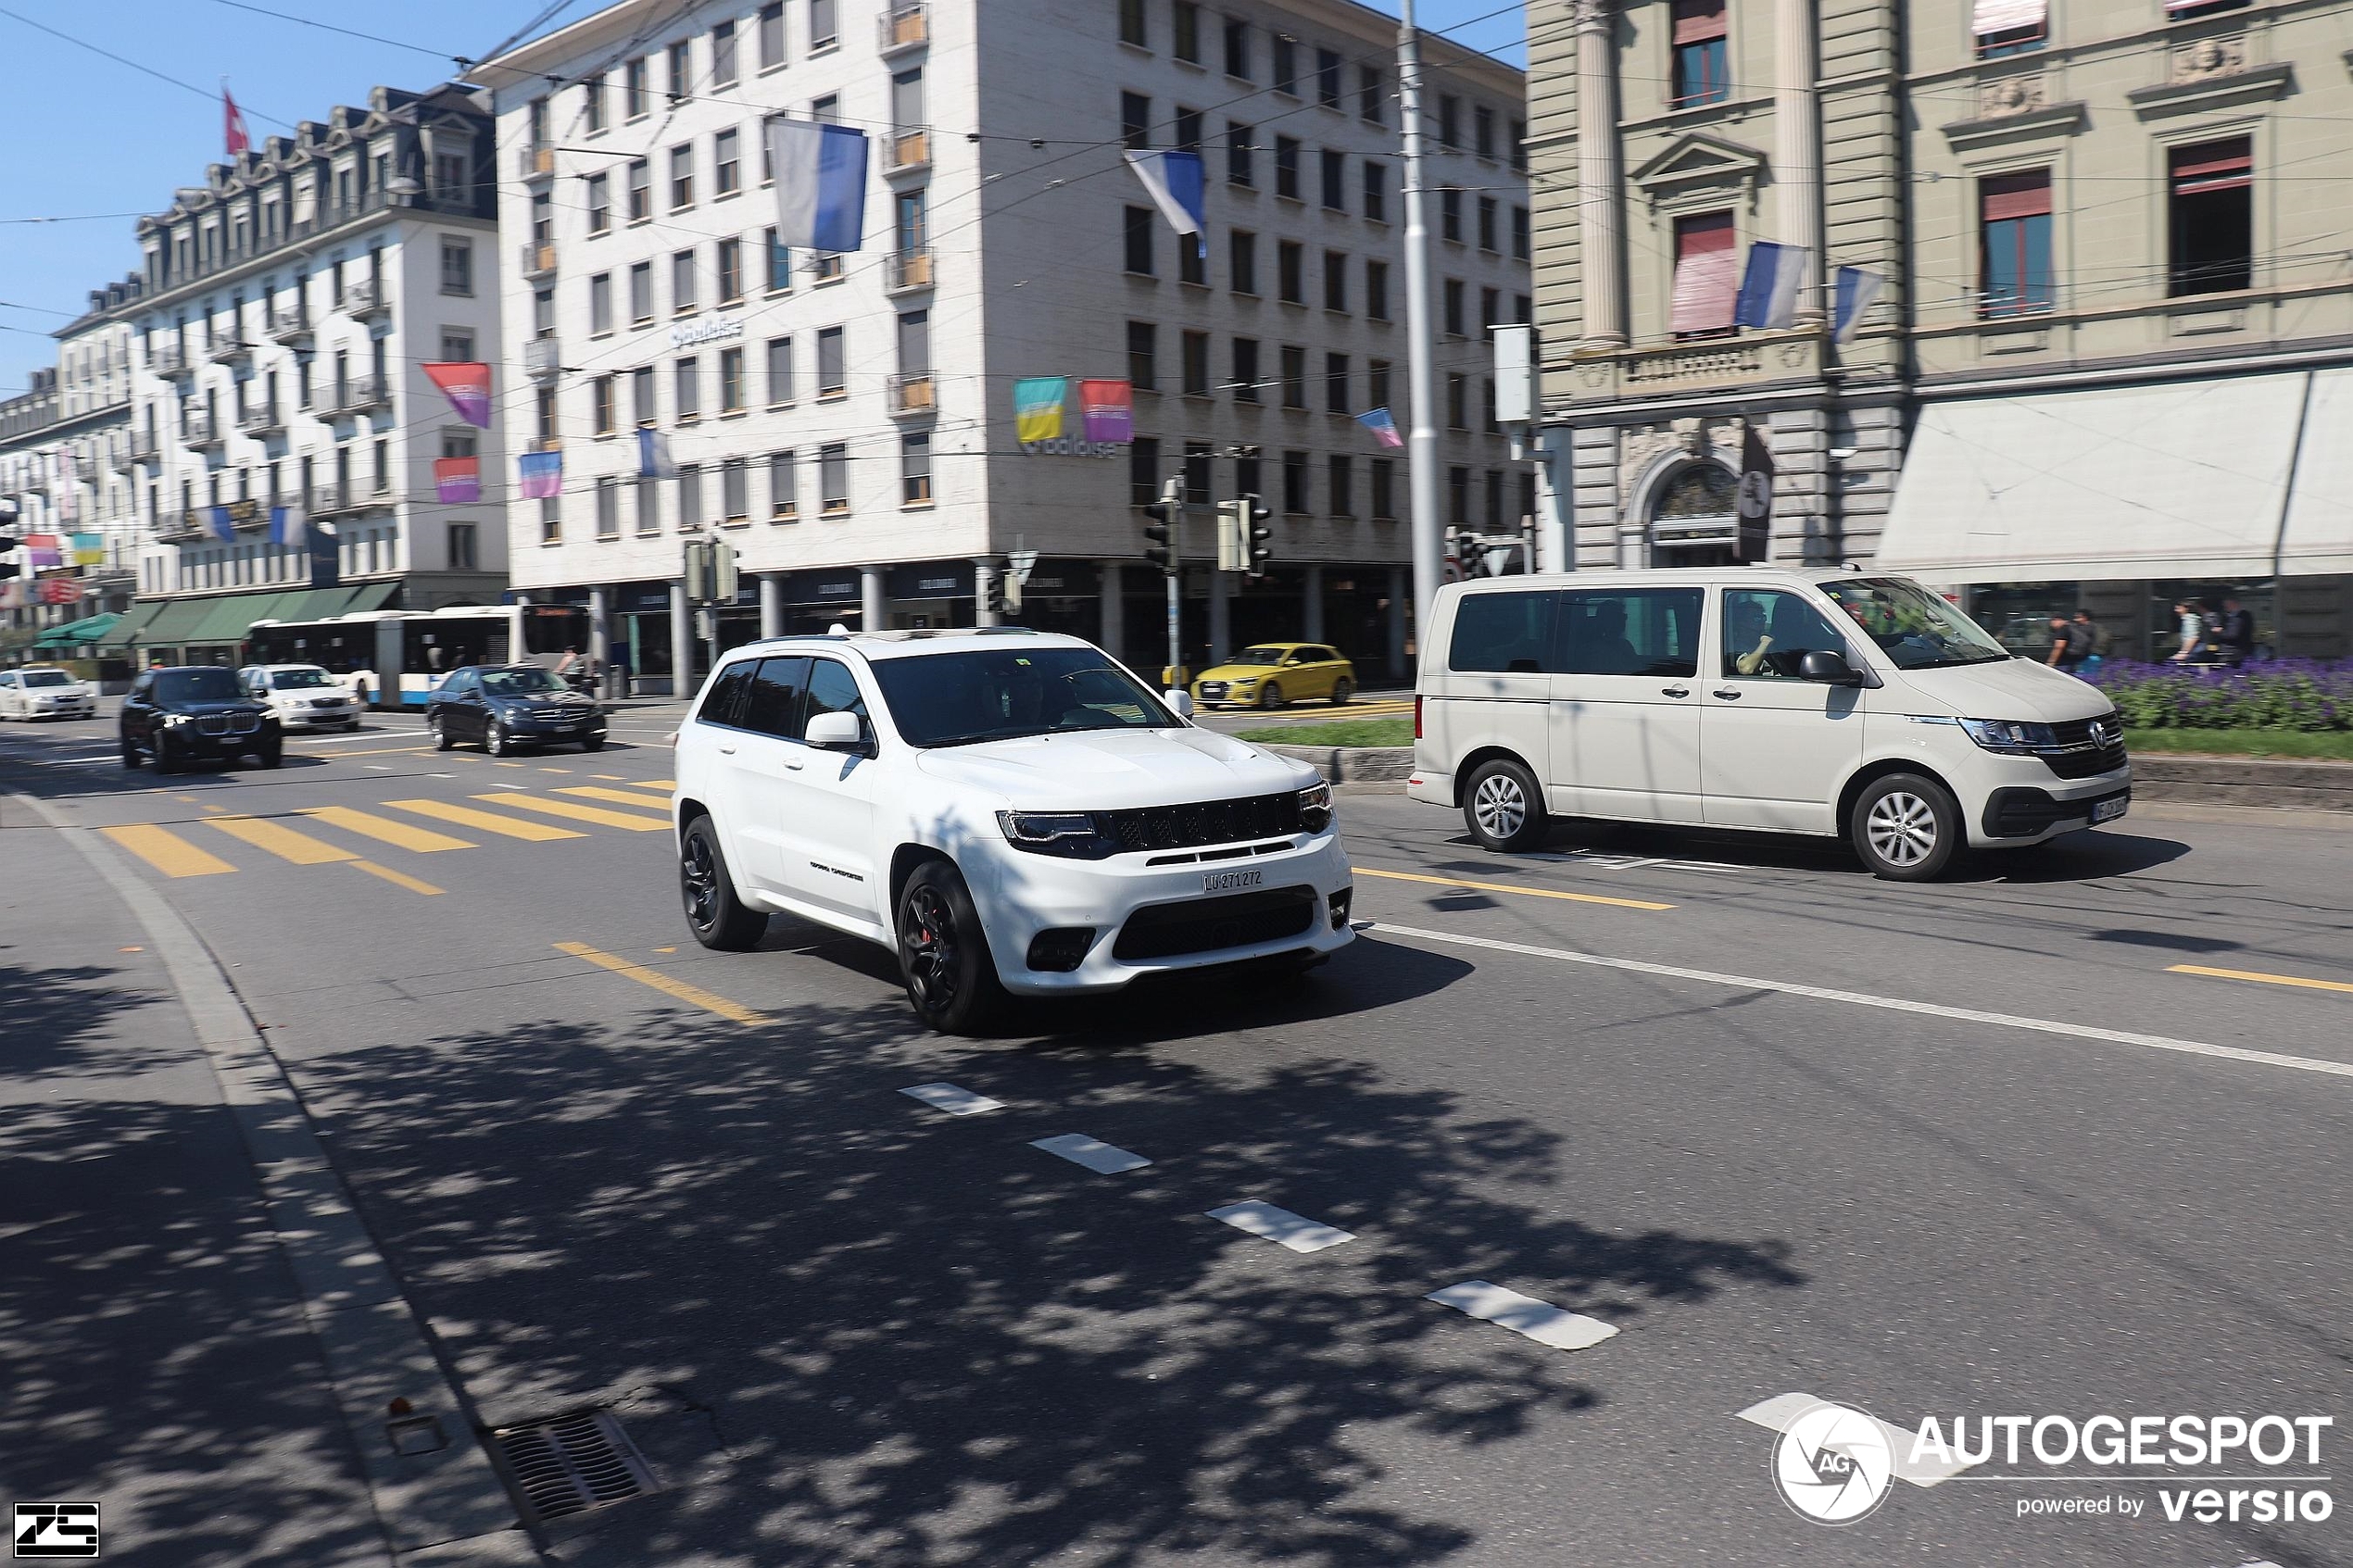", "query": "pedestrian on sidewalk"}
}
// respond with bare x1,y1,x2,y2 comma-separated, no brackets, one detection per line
2070,608,2111,675
2216,596,2257,666
2045,614,2092,674
2169,599,2215,664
